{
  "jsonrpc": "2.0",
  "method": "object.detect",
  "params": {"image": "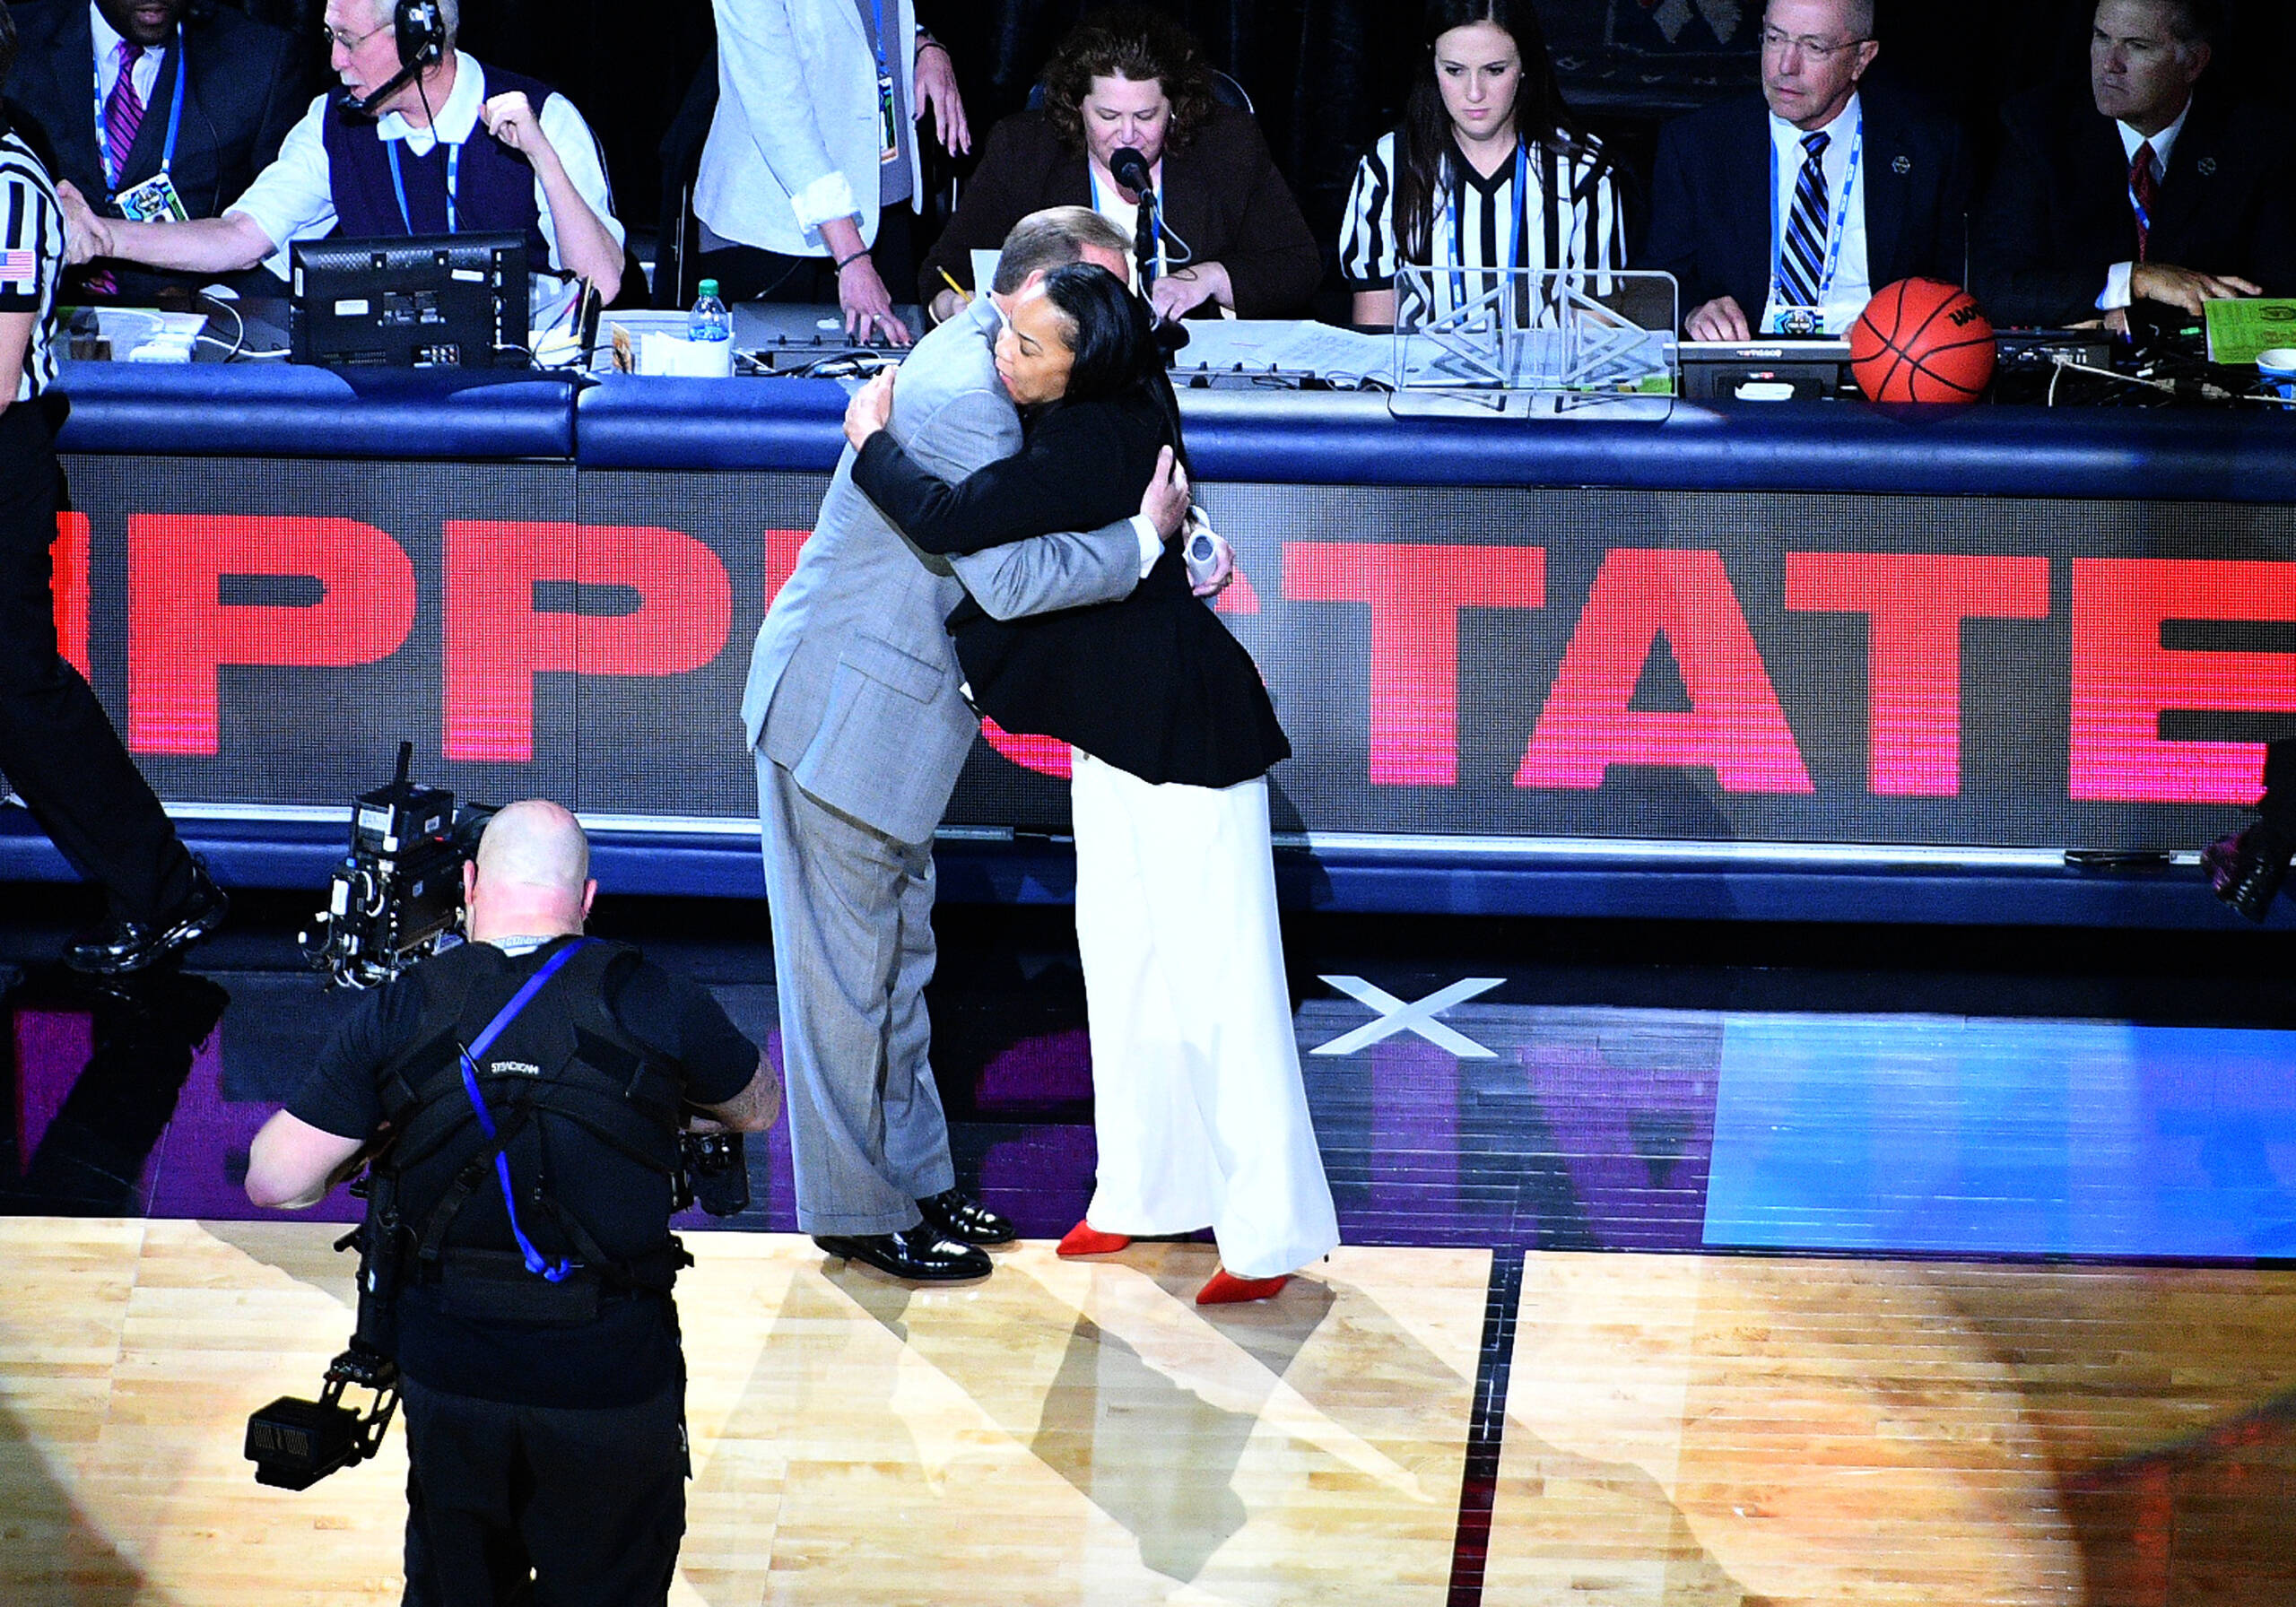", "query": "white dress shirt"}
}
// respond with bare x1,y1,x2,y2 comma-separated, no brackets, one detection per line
2098,97,2193,311
90,4,165,109
227,50,622,319
1760,92,1872,336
